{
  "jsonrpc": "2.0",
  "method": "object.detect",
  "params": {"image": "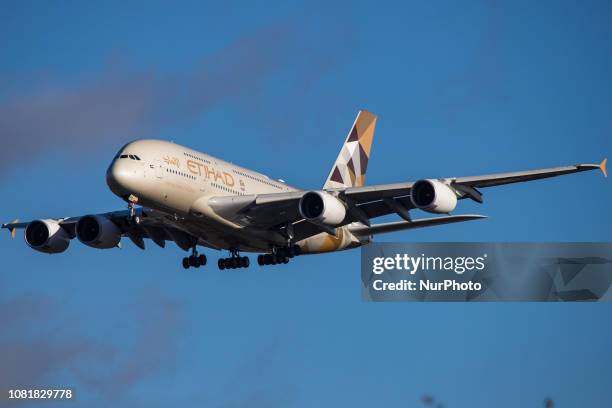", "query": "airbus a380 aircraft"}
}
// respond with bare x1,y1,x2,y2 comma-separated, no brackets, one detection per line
2,111,607,269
